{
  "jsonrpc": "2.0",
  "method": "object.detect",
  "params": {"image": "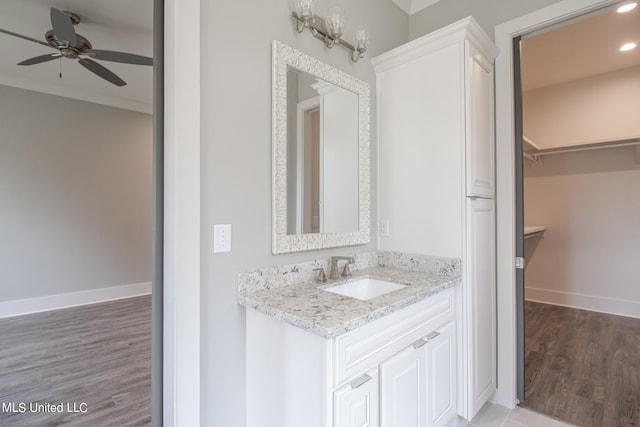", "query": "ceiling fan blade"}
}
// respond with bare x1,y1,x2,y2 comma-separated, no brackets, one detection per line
18,53,62,66
50,7,77,47
78,58,126,86
86,49,153,66
0,28,55,49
